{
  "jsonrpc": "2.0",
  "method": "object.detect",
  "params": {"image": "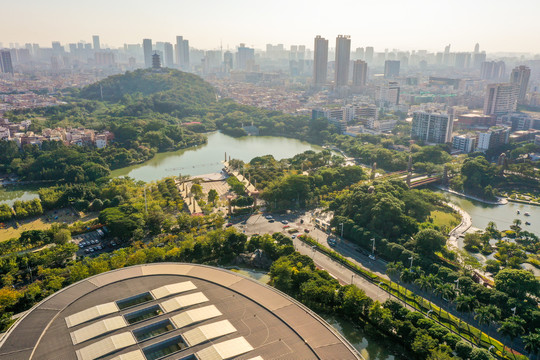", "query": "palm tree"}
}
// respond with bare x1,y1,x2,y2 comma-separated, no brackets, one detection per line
414,275,431,294
386,263,402,301
456,294,478,315
433,283,455,318
510,218,522,234
498,316,526,360
523,331,540,360
474,305,500,345
456,294,478,336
